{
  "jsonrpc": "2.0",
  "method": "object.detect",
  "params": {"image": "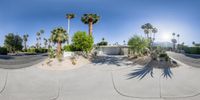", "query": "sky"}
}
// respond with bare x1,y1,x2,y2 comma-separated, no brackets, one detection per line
0,0,200,47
